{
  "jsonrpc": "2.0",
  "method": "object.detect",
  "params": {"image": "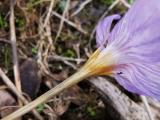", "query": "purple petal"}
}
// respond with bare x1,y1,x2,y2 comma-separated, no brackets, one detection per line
108,0,160,64
94,0,160,99
114,63,160,99
96,15,121,48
